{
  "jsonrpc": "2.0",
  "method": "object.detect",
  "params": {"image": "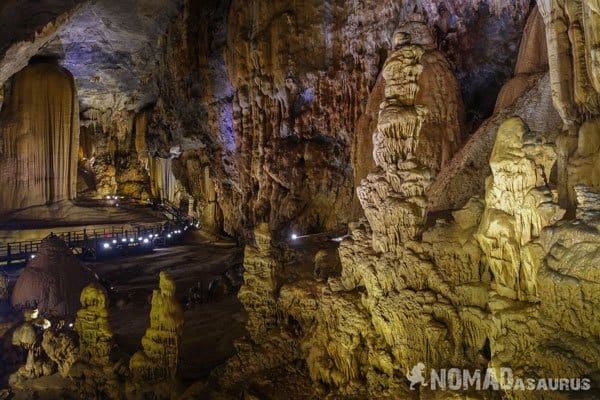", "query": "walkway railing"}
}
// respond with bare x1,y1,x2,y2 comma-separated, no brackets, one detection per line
0,219,199,267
